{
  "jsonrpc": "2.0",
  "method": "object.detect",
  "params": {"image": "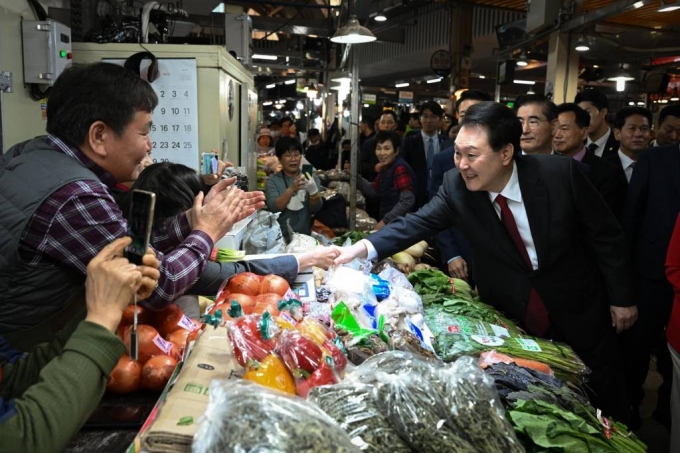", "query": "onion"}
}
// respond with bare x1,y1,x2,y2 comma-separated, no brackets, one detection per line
253,293,282,315
107,355,142,394
224,293,256,314
226,272,262,296
149,304,195,337
259,275,290,297
121,305,149,327
141,355,178,391
166,329,190,347
124,324,172,363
